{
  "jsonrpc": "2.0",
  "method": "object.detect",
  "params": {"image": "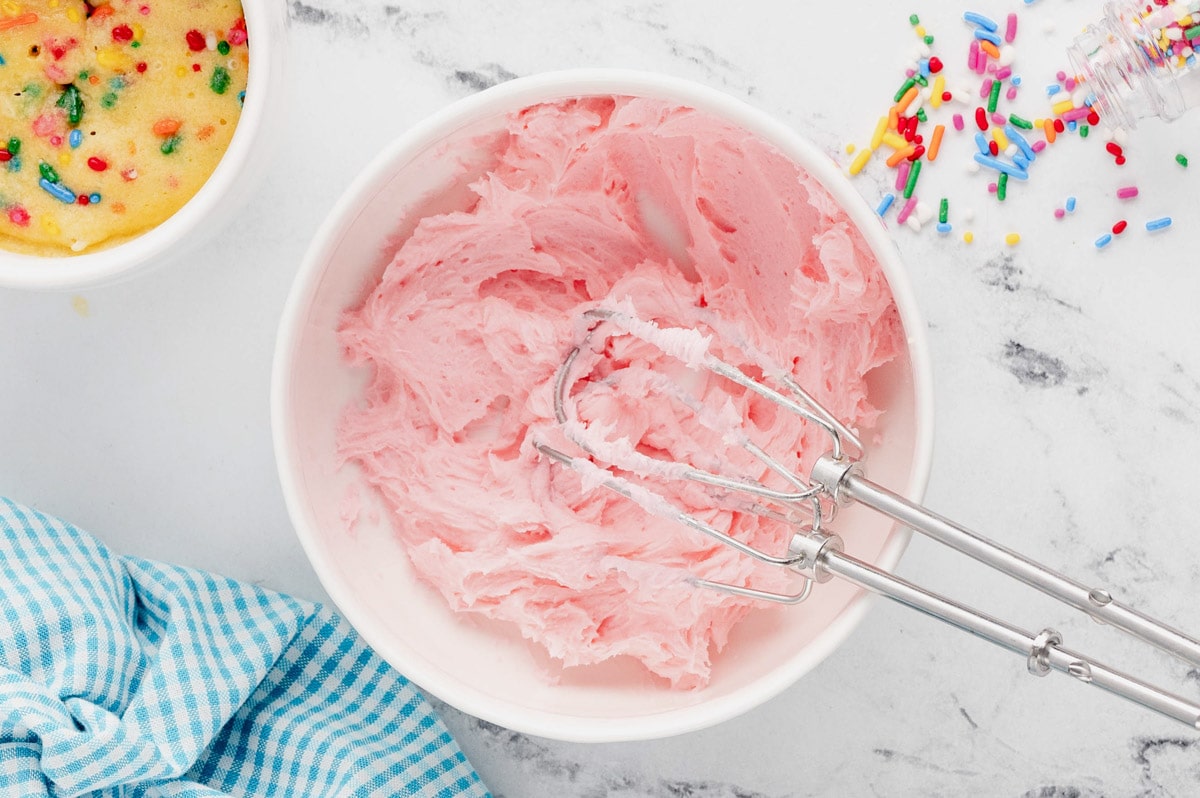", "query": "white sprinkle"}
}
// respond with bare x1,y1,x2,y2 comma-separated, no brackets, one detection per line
70,240,86,252
905,213,923,232
206,32,218,51
916,201,934,223
967,161,981,174
1005,143,1019,157
998,45,1016,67
964,208,976,223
